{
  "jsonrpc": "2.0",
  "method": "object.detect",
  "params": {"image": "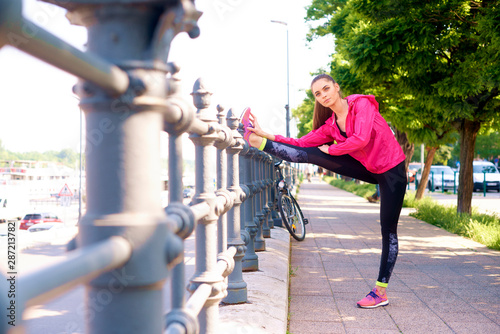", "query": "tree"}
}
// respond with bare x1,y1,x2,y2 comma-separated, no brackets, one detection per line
305,0,500,213
450,130,500,164
305,1,456,199
475,131,500,160
0,145,80,168
292,89,315,138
